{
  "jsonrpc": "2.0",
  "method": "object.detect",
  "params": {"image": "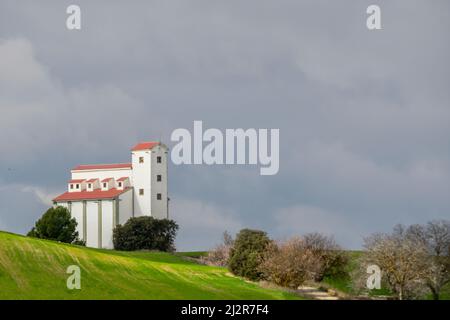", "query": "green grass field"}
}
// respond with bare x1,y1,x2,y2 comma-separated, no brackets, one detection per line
0,231,300,300
2,230,447,300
